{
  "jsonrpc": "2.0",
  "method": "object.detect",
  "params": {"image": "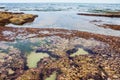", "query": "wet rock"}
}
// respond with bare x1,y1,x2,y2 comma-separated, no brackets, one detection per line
36,48,49,53
66,48,78,55
10,14,38,25
0,11,38,26
9,18,26,25
0,27,120,79
0,49,27,79
77,12,120,17
16,69,40,80
98,24,120,30
8,69,15,75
